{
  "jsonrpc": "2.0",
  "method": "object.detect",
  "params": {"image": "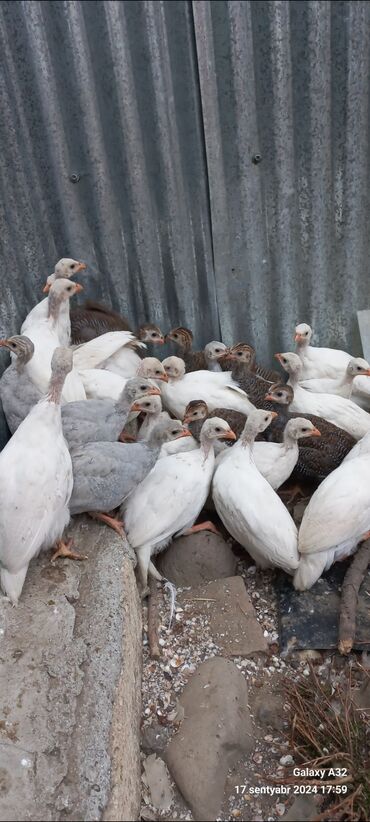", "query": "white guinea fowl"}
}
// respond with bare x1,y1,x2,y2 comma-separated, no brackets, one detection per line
212,409,299,574
24,279,87,402
294,451,370,590
295,323,352,379
79,356,168,401
21,258,87,345
124,417,236,595
135,395,197,456
0,348,78,605
276,352,370,441
204,341,228,372
159,356,255,419
299,357,370,399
